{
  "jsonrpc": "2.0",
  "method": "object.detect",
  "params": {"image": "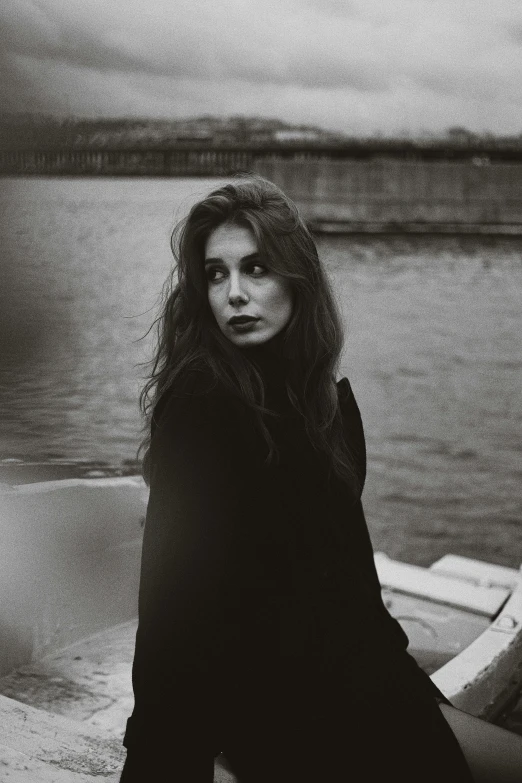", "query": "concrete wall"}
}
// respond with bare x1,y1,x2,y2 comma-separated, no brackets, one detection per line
255,158,522,231
0,478,147,676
